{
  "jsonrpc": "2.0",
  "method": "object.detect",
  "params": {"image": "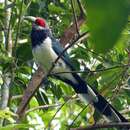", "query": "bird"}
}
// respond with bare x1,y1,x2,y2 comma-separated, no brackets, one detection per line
24,16,128,124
